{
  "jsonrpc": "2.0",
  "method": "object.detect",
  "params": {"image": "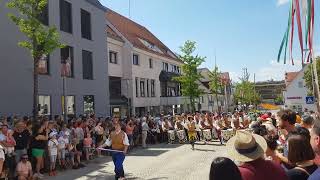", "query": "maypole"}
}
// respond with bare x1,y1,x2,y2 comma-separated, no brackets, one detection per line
277,0,320,112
